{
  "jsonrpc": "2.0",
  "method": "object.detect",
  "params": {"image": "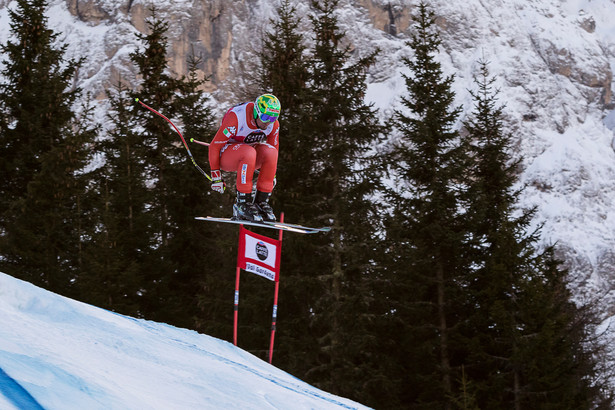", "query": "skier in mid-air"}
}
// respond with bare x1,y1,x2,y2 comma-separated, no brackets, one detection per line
208,93,281,222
